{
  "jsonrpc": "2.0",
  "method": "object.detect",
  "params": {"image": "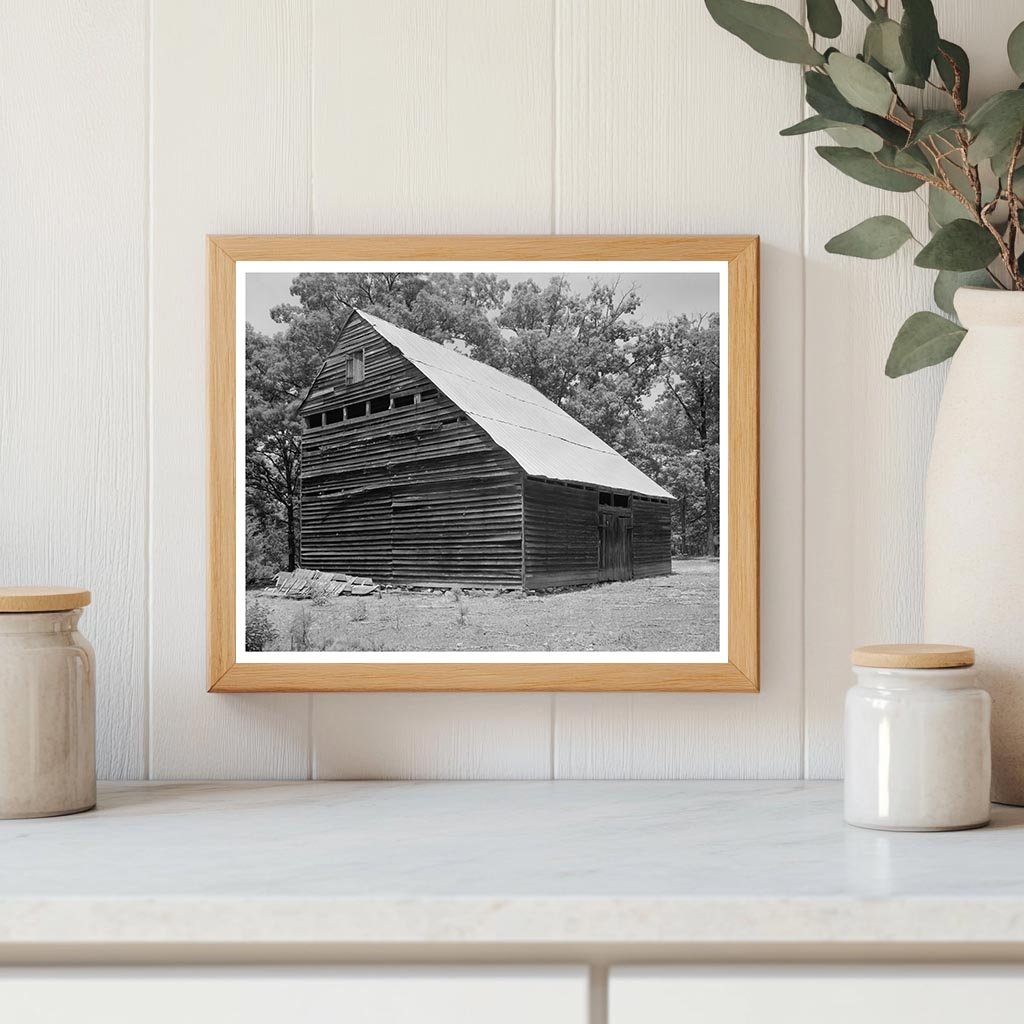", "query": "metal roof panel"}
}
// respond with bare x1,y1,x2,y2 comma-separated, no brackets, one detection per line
355,310,674,500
